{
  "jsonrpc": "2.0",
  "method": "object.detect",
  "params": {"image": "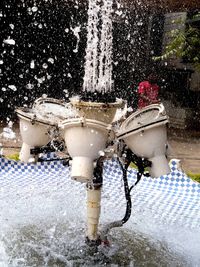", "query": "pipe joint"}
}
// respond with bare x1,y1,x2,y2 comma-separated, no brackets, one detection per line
85,236,101,247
